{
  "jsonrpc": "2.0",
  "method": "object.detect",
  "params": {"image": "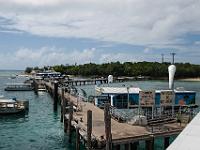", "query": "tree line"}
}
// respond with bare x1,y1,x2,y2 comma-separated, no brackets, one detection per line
25,61,200,78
